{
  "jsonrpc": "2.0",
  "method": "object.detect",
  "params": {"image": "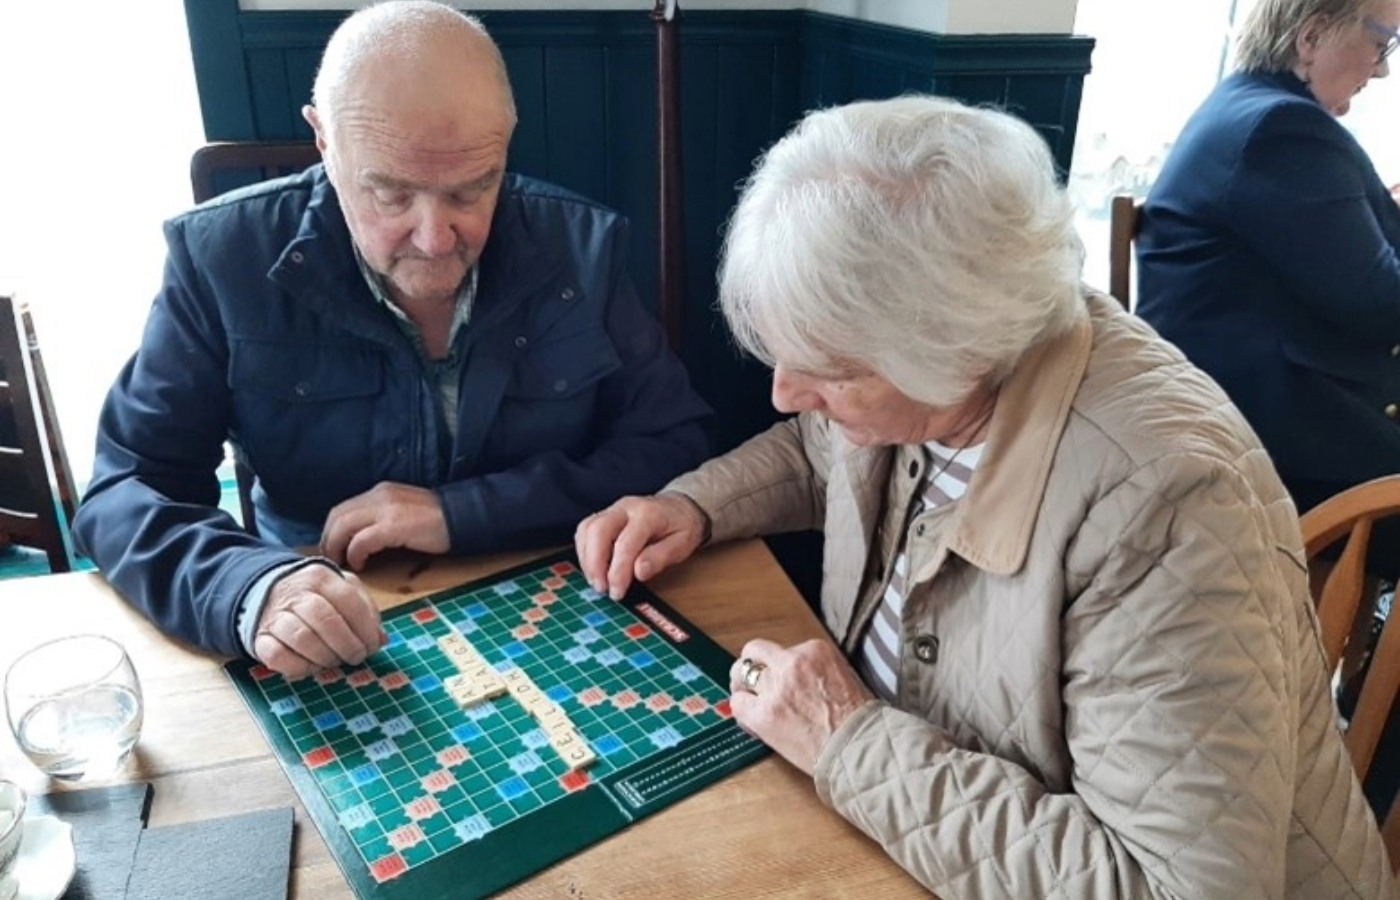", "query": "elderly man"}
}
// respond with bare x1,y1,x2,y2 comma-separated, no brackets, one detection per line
75,1,710,679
